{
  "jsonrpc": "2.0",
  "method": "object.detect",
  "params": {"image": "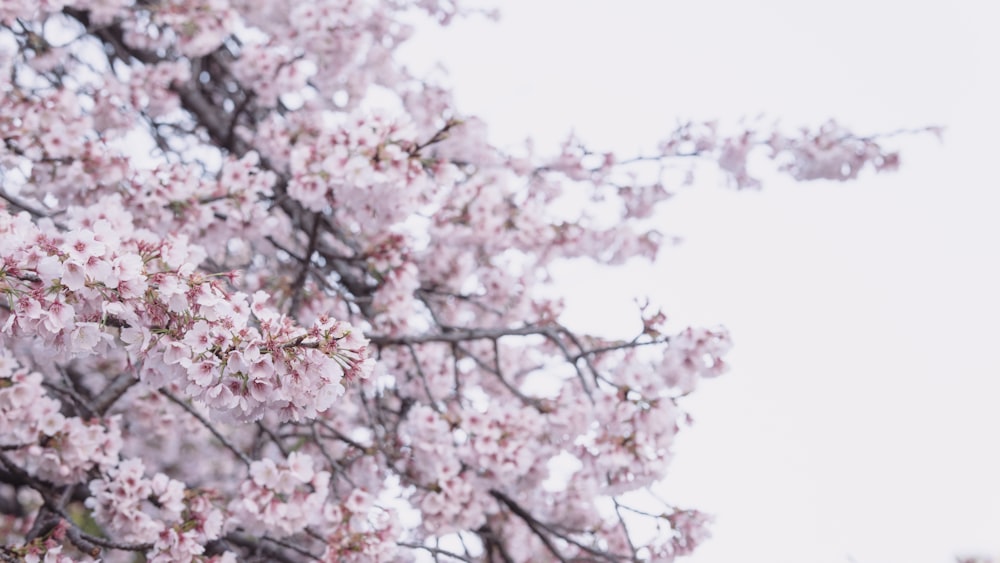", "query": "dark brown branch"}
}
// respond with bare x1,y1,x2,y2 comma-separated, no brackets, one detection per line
489,490,626,562
0,189,56,221
222,531,321,563
253,421,289,459
67,528,153,554
92,372,138,415
288,212,321,316
370,324,559,346
43,373,97,420
397,542,472,562
477,524,516,563
569,335,668,363
612,498,640,560
489,490,568,562
409,119,461,156
450,340,542,410
160,389,251,466
406,342,444,405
